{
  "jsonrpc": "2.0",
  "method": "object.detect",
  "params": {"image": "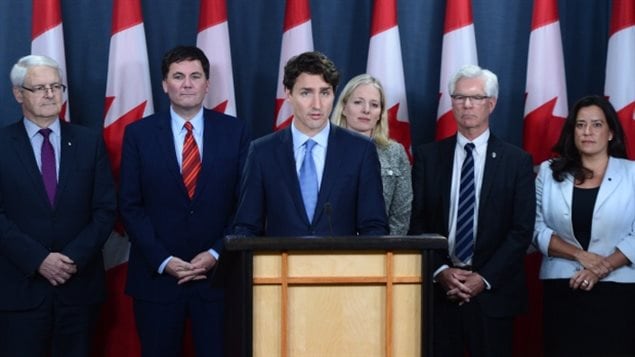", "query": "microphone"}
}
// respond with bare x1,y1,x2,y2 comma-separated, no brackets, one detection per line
324,202,334,237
